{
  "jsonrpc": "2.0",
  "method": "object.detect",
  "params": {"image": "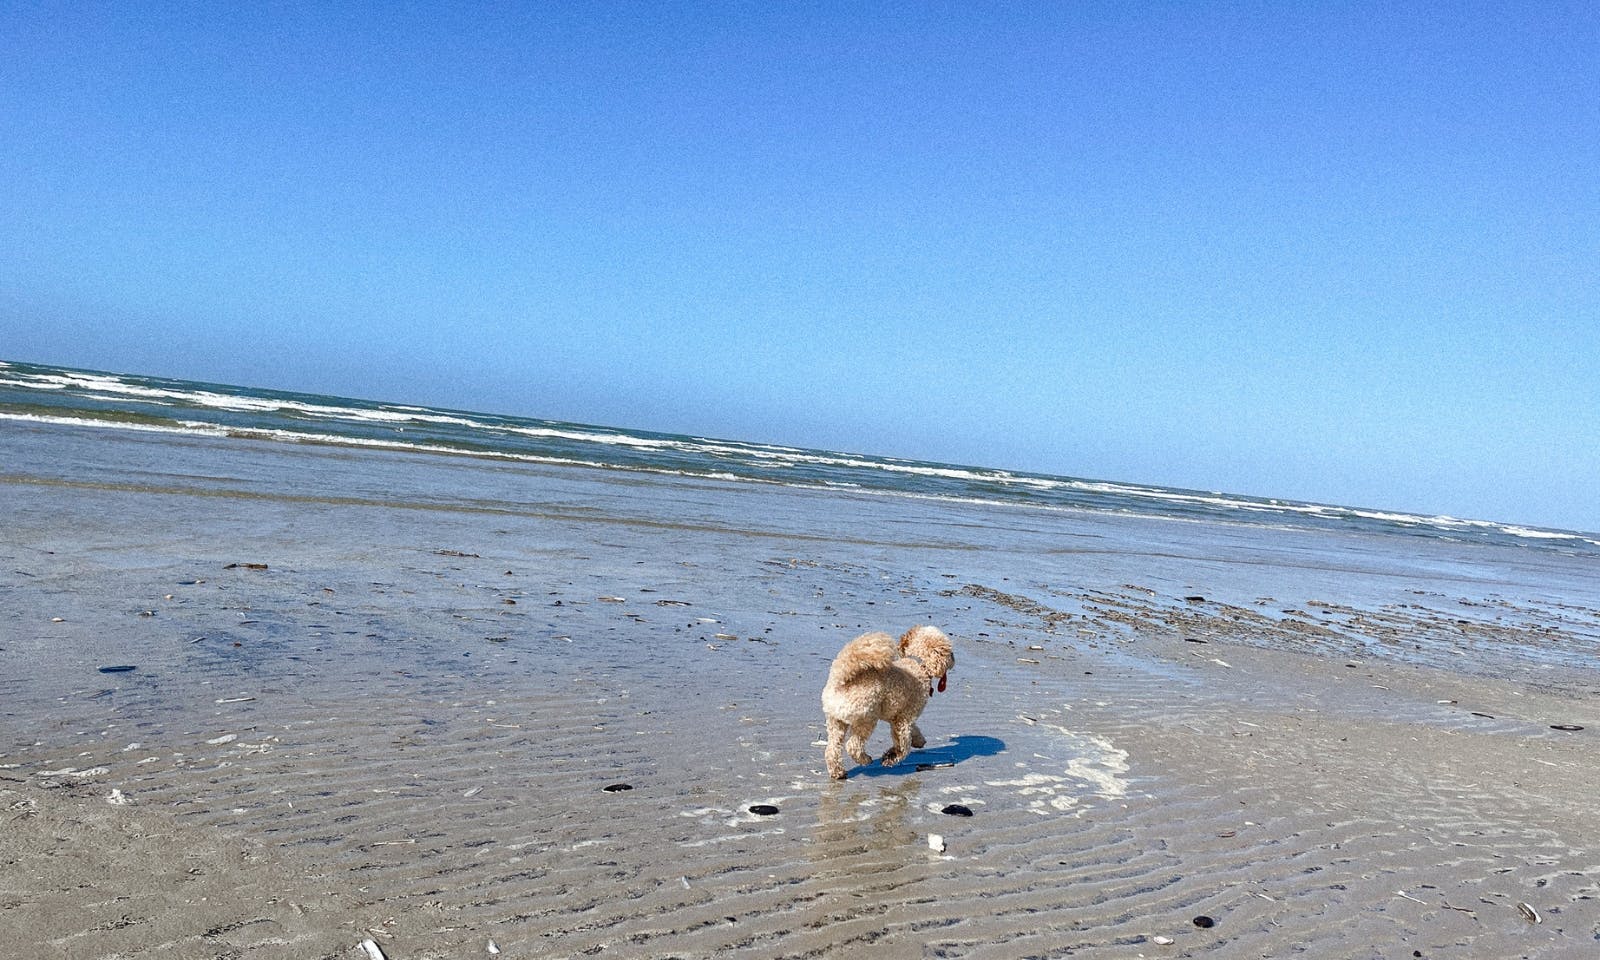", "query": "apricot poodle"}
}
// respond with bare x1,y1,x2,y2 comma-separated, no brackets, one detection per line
821,625,954,780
